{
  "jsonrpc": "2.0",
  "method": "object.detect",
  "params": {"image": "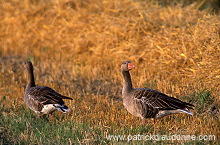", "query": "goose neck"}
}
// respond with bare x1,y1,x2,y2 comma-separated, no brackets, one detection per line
122,70,133,94
26,69,36,90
